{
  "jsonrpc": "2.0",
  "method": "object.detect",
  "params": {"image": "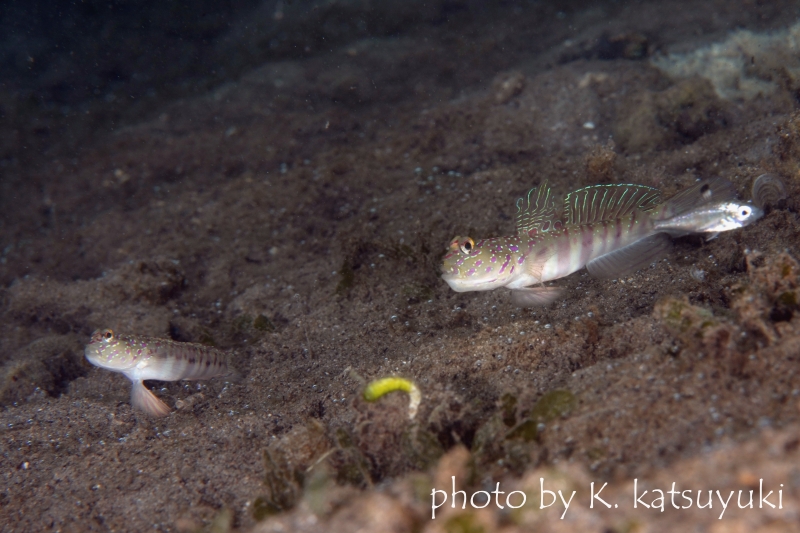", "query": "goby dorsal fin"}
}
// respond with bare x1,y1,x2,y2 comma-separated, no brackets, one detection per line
564,183,661,226
515,180,562,237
